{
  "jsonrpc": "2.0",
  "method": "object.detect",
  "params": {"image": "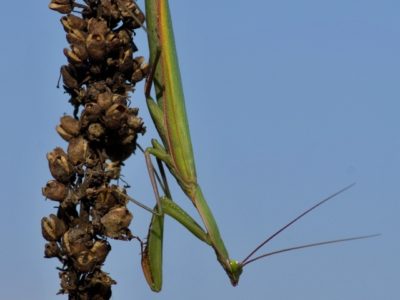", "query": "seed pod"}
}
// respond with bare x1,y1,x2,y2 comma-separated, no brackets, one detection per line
49,0,73,14
87,123,105,141
59,270,78,293
71,44,89,62
100,206,133,239
56,114,80,141
90,240,110,264
105,161,121,180
86,33,107,61
73,251,97,272
62,225,93,257
47,148,75,183
79,270,115,299
99,0,120,20
94,186,119,214
87,18,109,36
41,214,68,241
118,48,133,74
67,136,89,165
96,90,113,110
44,241,61,258
80,103,102,128
117,29,131,46
64,47,84,65
60,65,79,92
61,14,87,32
66,28,87,46
104,103,127,129
127,114,143,131
42,180,68,202
131,61,149,84
117,0,145,28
